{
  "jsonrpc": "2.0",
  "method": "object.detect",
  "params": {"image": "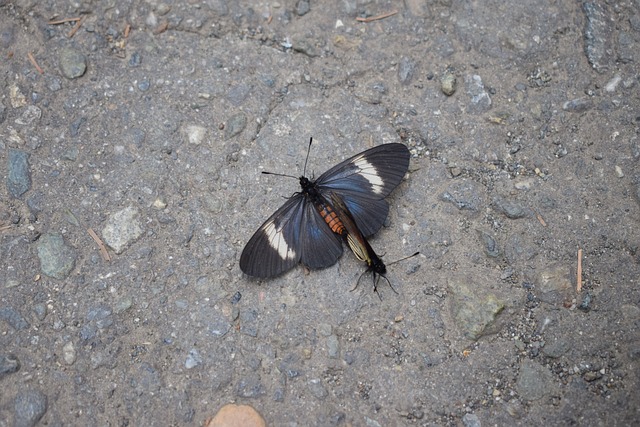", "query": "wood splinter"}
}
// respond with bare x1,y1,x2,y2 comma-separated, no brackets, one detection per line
356,10,398,23
576,248,583,293
88,228,111,262
27,52,44,74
